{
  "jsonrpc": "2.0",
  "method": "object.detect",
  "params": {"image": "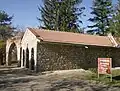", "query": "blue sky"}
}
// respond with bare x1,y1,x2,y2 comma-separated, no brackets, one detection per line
0,0,117,30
